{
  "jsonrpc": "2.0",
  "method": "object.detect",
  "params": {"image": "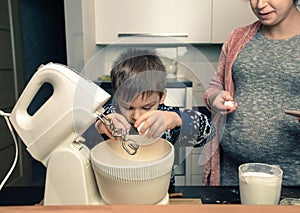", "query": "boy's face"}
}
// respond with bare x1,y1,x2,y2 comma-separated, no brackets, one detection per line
118,91,166,125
